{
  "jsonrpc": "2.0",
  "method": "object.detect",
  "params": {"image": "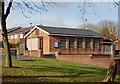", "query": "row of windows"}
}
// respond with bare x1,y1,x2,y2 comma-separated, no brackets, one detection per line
55,37,99,48
8,33,24,39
